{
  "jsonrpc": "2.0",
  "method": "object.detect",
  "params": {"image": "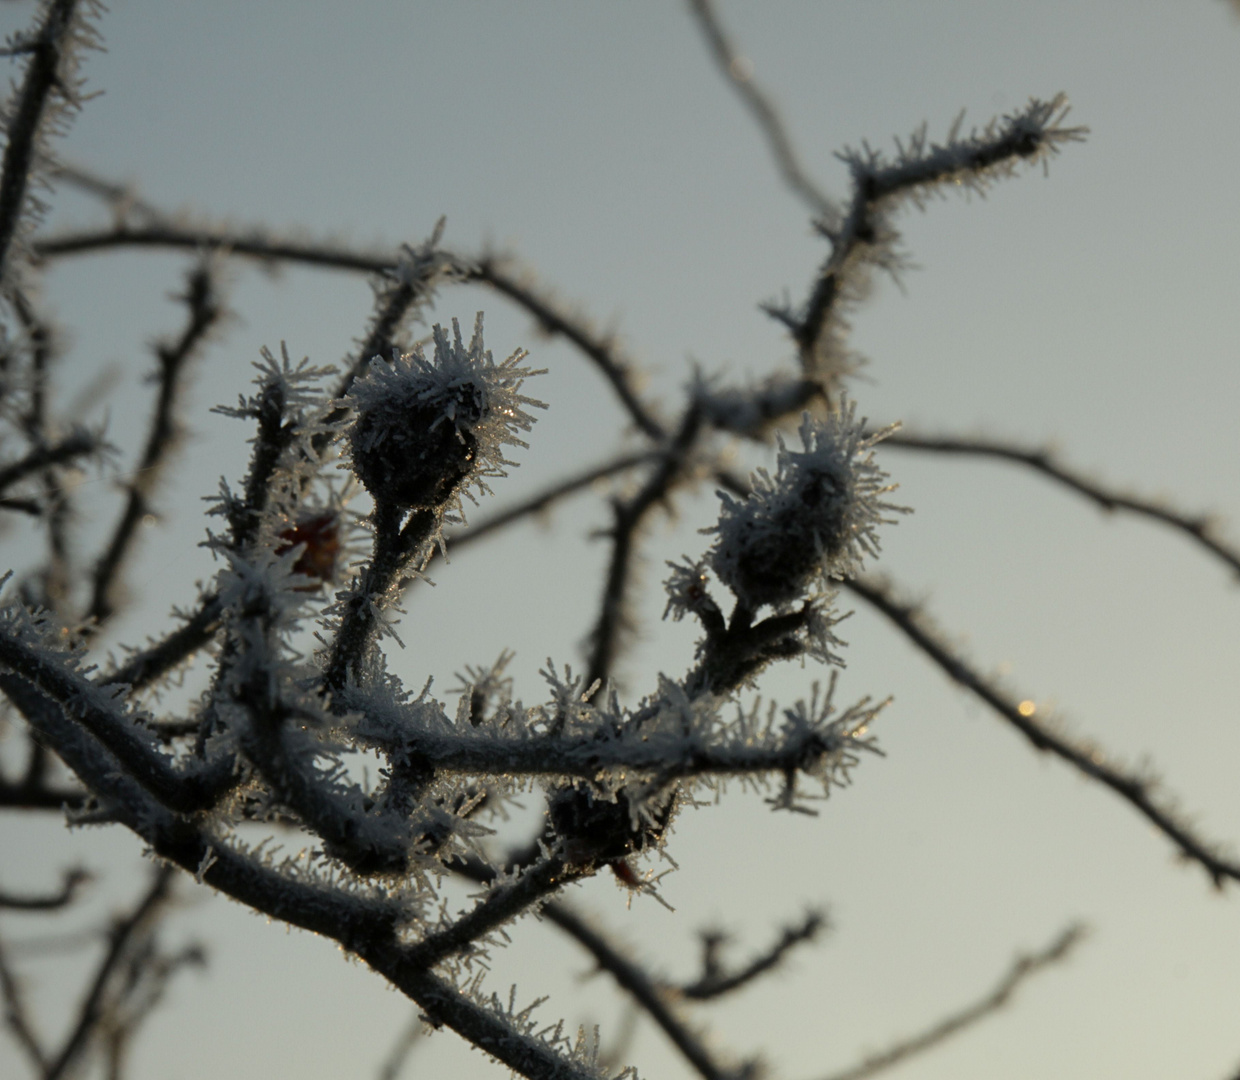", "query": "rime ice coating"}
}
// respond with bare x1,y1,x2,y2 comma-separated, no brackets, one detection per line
346,313,545,512
709,401,904,610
